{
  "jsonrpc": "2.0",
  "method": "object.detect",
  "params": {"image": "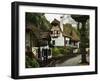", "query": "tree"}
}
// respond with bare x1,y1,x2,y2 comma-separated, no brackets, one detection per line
26,13,51,32
71,15,89,64
26,13,52,51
